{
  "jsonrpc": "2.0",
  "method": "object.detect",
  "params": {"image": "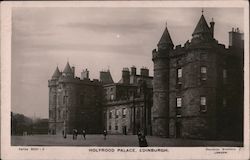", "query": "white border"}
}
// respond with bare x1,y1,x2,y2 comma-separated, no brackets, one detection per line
1,1,249,160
